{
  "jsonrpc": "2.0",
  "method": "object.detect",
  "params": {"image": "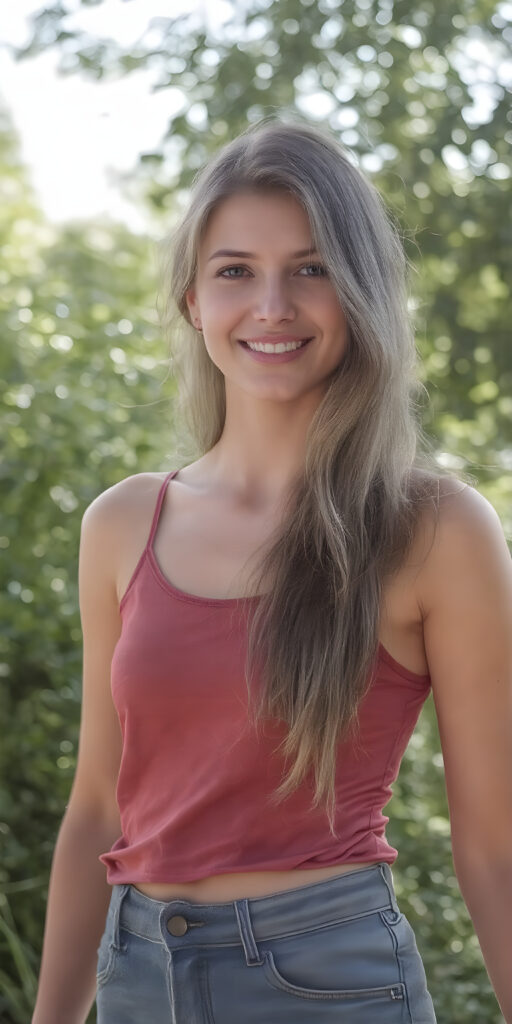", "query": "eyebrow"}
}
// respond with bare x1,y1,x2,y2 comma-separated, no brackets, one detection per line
207,248,320,262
